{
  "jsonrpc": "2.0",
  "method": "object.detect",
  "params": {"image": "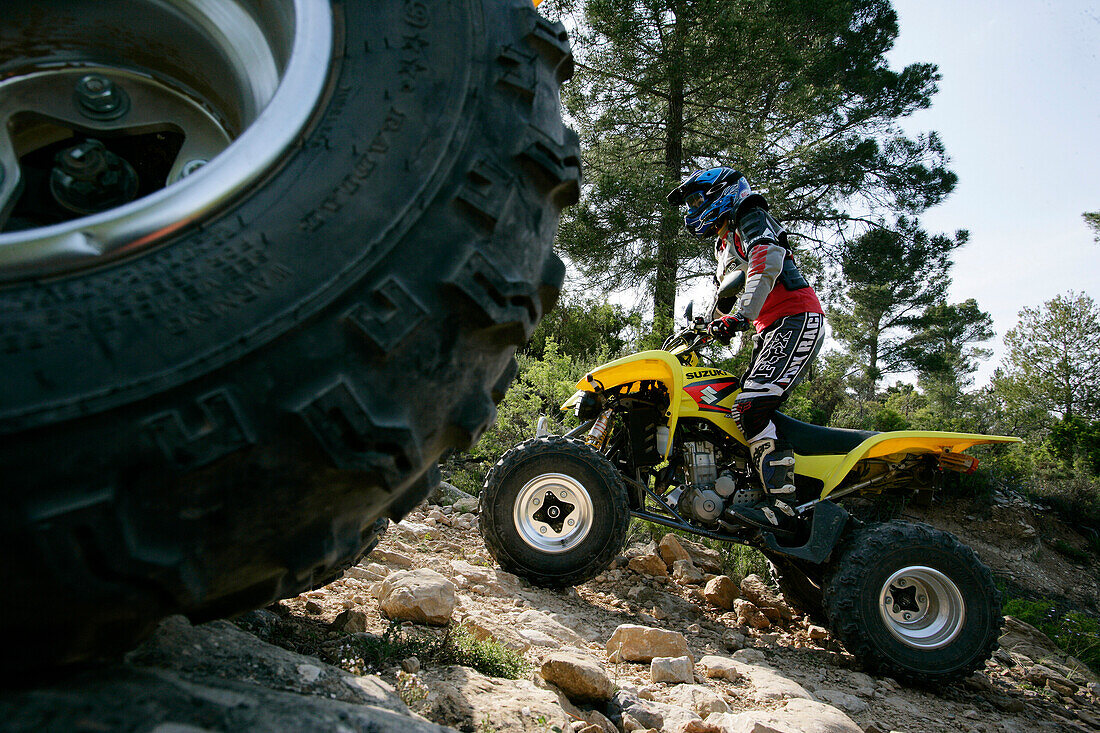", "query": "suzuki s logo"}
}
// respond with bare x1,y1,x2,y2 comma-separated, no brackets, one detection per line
683,378,740,414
